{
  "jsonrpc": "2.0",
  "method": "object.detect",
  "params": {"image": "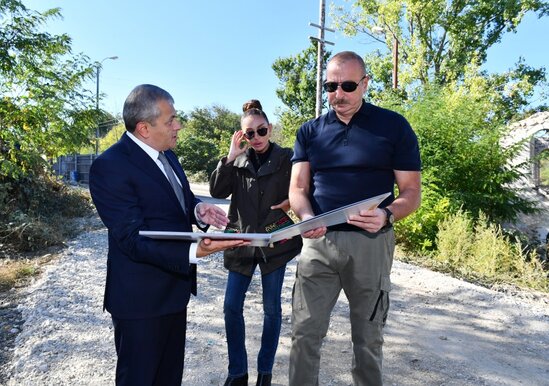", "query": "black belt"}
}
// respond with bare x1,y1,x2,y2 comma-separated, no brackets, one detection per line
327,224,393,234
